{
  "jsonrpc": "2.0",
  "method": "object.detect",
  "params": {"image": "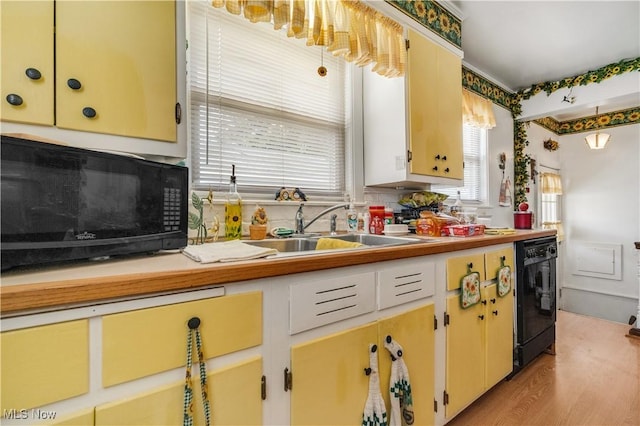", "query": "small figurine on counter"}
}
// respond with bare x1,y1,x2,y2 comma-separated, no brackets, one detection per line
250,205,268,240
